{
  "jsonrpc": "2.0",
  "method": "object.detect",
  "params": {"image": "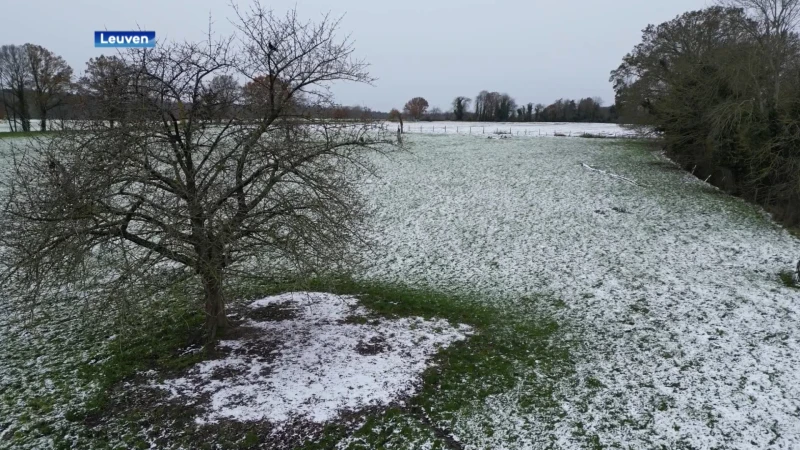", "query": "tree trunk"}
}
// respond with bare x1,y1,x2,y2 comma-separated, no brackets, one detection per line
40,114,47,132
14,88,30,132
201,267,229,342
